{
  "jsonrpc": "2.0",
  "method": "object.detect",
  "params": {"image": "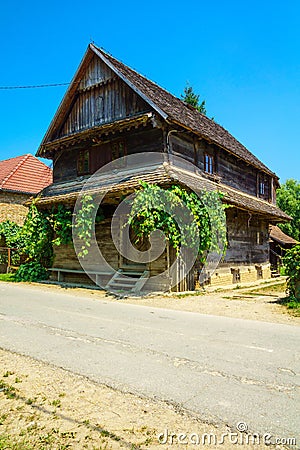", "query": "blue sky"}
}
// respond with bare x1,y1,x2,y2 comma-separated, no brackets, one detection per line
0,0,299,183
